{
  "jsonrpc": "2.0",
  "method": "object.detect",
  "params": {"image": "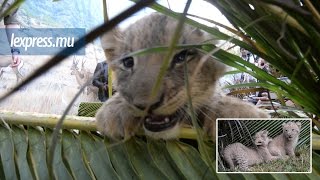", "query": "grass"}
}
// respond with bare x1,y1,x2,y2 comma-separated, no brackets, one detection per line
219,145,310,172
0,53,100,115
250,145,311,172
